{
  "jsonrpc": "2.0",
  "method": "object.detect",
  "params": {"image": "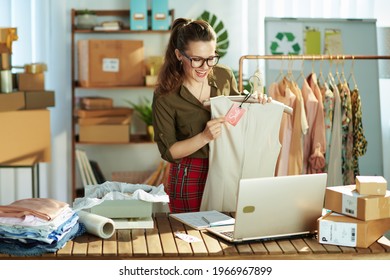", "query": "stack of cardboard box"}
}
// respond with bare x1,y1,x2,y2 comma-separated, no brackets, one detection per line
0,27,52,165
77,96,133,143
318,176,390,248
16,63,55,110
